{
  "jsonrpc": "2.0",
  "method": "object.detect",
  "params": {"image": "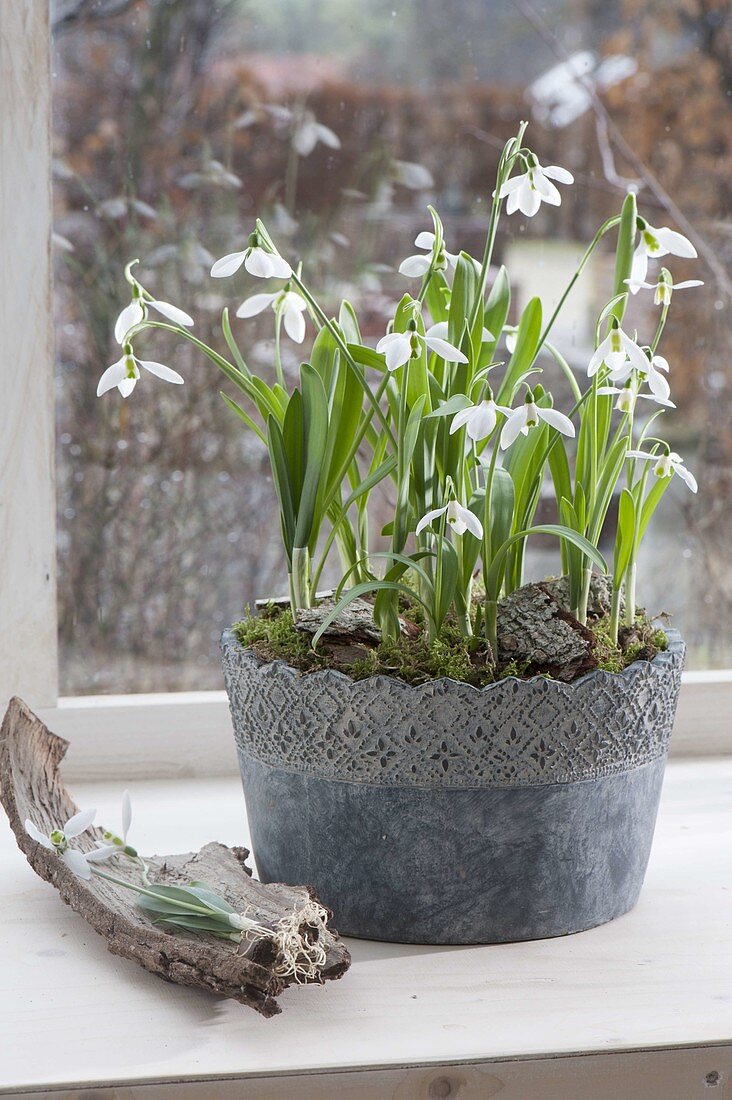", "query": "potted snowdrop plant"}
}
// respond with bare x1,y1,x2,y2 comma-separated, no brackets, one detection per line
99,123,697,944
